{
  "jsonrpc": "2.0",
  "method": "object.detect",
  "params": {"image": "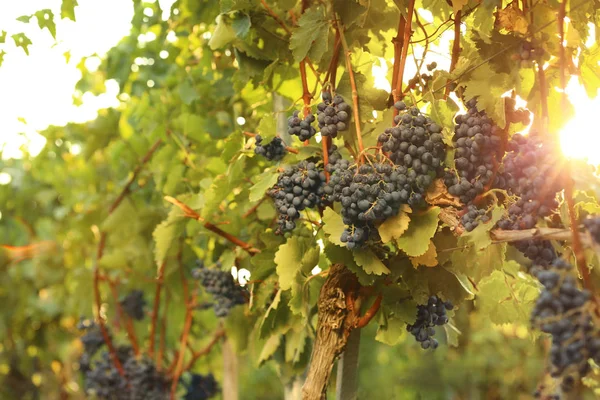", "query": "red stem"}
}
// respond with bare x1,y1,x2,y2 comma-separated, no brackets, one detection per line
299,59,312,118
169,295,196,399
356,295,383,328
393,0,416,103
148,261,166,359
183,328,226,371
445,10,462,98
157,292,169,371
